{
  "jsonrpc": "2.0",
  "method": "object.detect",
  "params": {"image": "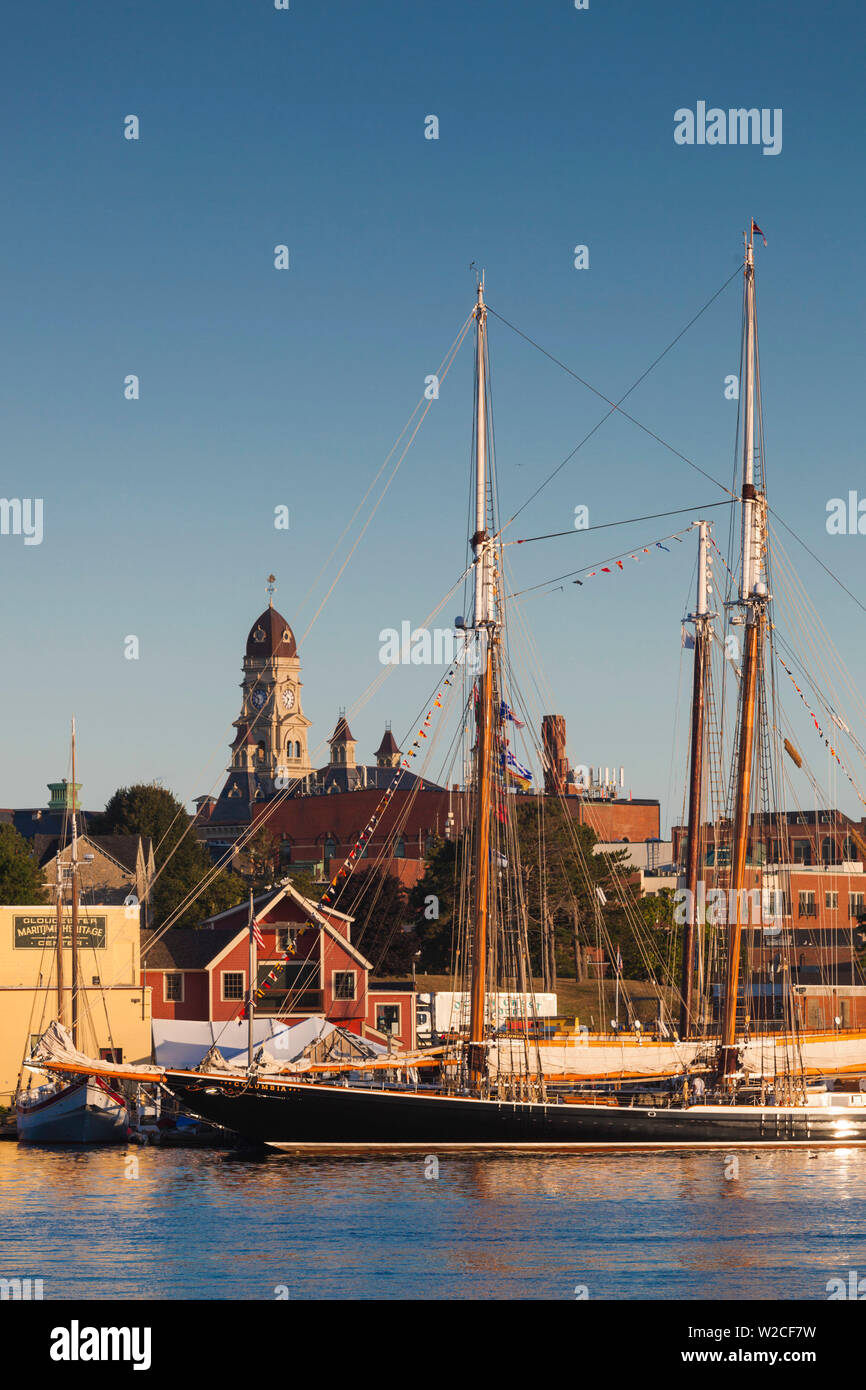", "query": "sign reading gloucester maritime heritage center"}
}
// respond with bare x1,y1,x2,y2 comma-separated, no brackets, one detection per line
13,914,107,949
